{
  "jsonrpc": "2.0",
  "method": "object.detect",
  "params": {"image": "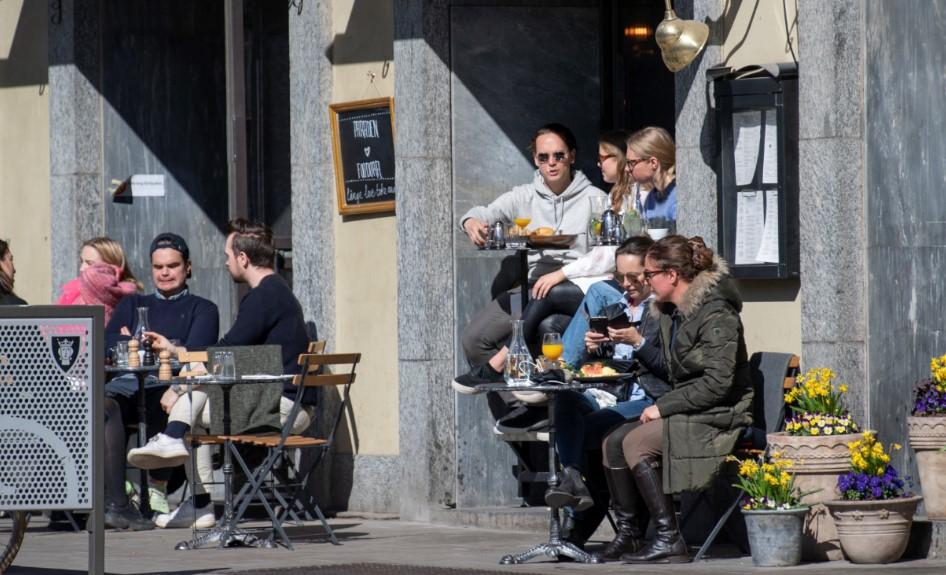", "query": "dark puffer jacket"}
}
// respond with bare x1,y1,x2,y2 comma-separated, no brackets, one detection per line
649,257,753,494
